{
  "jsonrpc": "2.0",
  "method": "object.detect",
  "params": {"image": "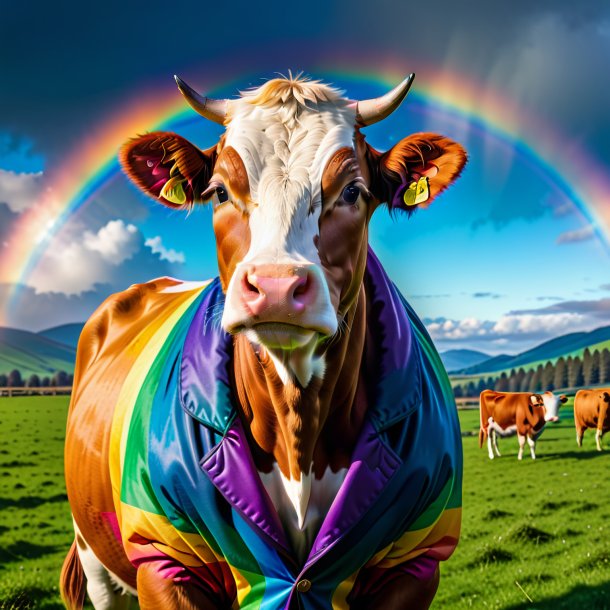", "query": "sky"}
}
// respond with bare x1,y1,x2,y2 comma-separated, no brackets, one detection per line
1,1,609,356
